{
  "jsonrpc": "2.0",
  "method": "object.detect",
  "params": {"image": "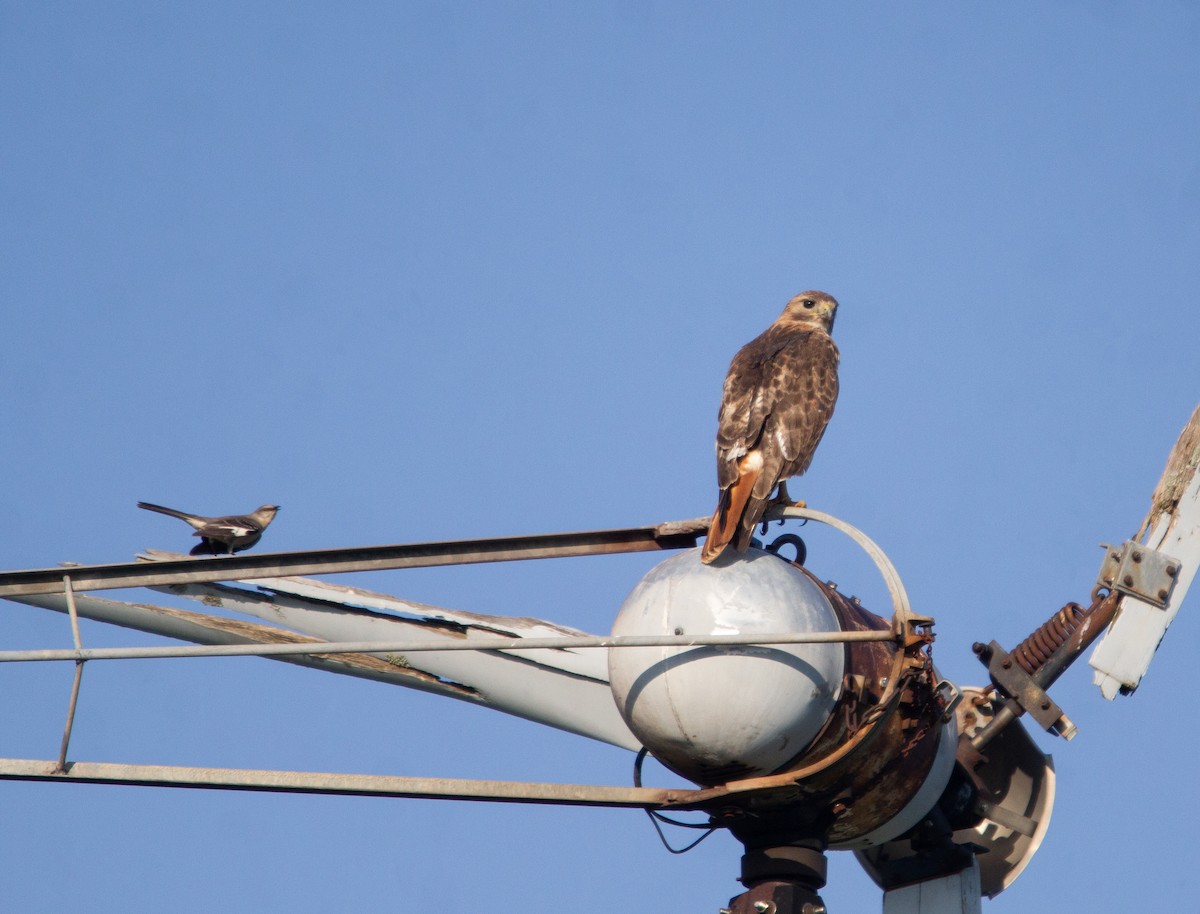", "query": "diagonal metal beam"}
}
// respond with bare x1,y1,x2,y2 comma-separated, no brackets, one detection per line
0,757,682,809
0,628,897,664
0,518,708,598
